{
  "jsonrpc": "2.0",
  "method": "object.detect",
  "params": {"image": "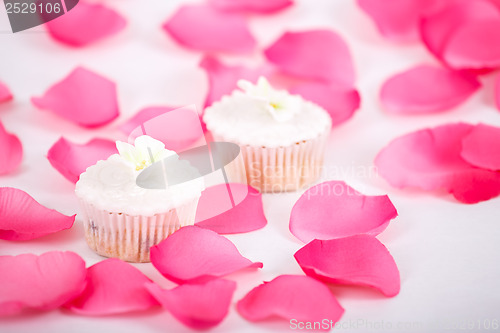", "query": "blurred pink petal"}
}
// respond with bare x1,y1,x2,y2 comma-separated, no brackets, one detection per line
0,122,22,175
31,67,119,128
289,82,360,126
0,81,13,103
146,279,236,330
375,123,500,203
66,259,158,315
0,187,75,241
195,184,267,234
0,251,86,316
460,123,500,171
496,73,500,110
150,226,262,284
209,0,293,13
47,137,117,183
264,30,355,86
162,4,256,53
289,181,397,243
45,1,126,47
120,106,176,135
294,235,400,297
237,275,344,324
380,65,481,114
